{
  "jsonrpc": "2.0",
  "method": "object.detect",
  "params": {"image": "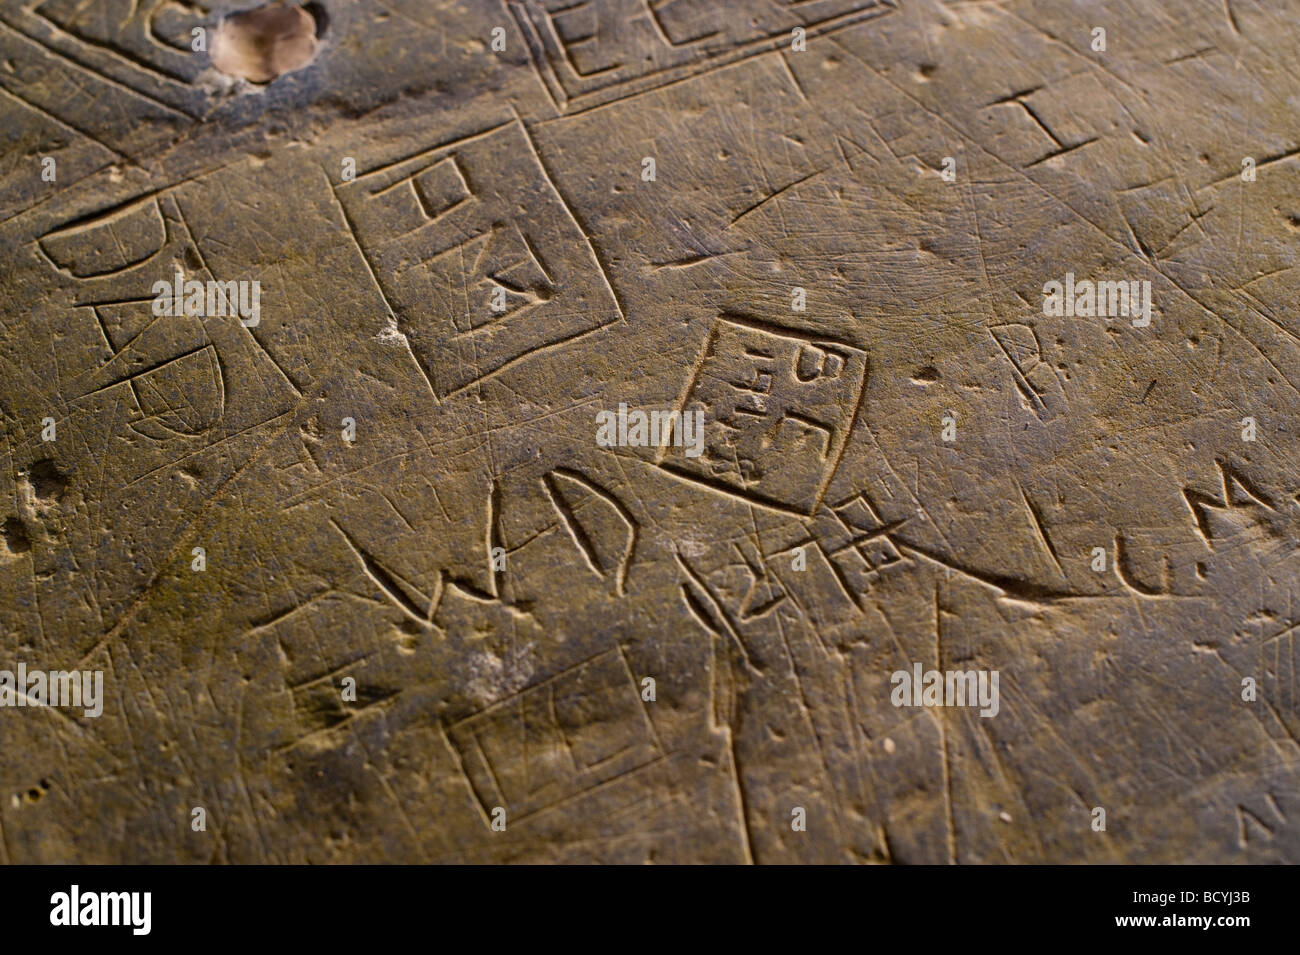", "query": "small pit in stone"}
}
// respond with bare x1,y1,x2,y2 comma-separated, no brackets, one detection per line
1,516,30,555
211,2,320,84
27,459,68,502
